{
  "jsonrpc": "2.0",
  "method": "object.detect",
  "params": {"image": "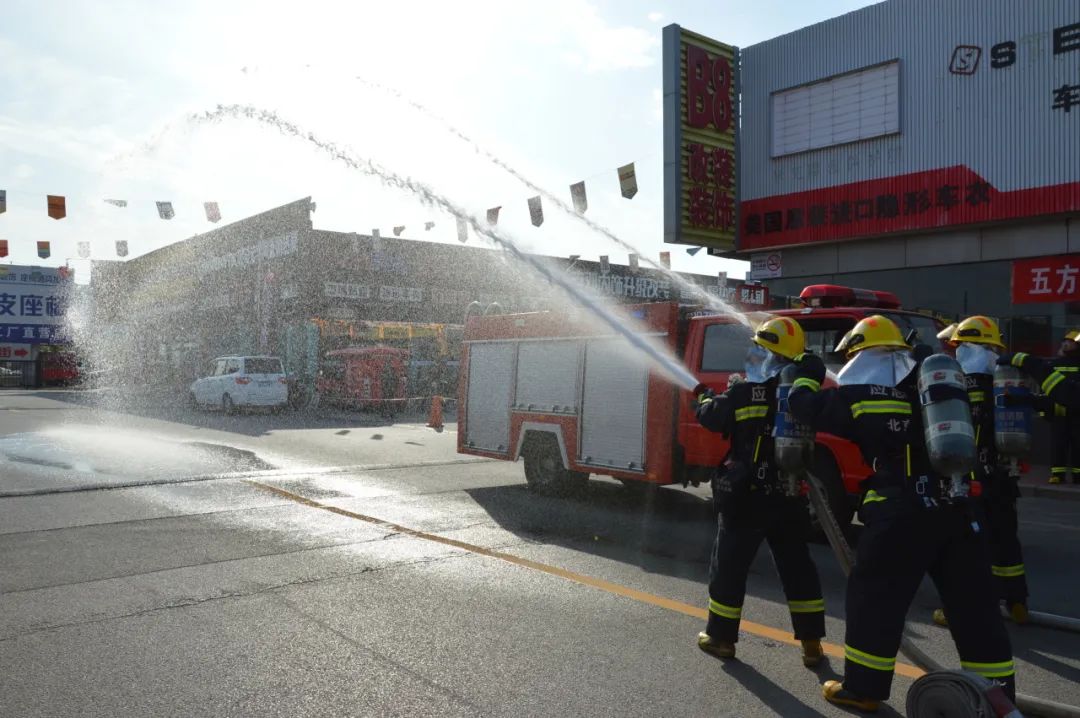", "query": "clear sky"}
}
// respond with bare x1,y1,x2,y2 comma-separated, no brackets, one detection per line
0,0,877,280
